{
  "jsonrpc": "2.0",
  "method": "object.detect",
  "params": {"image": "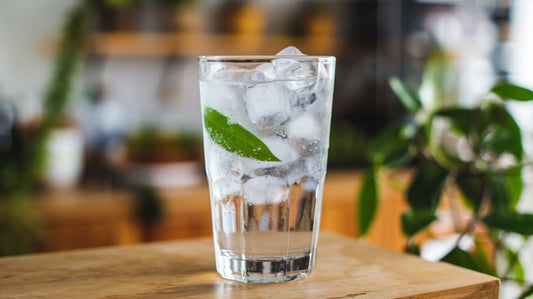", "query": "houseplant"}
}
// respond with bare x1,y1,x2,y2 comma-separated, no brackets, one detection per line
0,1,94,255
359,51,533,298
